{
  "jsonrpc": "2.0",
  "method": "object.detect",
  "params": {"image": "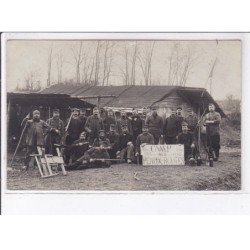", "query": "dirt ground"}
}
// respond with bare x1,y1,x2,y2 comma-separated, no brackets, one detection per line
7,146,241,191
